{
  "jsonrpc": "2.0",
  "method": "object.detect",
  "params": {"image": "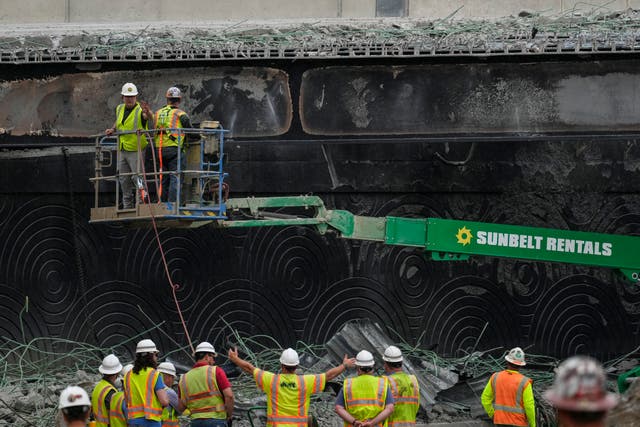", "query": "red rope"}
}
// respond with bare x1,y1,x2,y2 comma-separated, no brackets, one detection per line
137,131,195,355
